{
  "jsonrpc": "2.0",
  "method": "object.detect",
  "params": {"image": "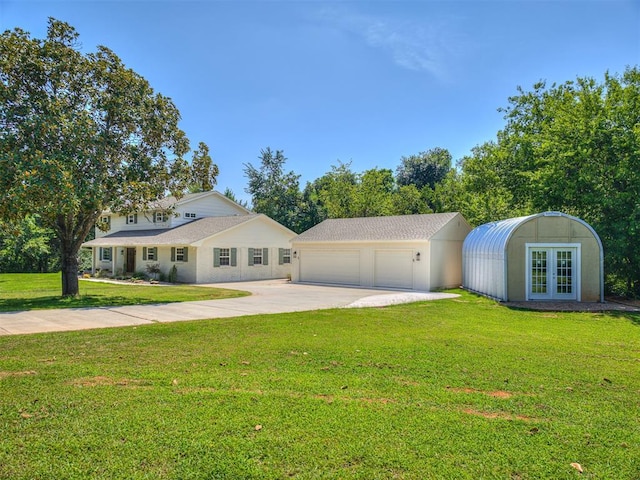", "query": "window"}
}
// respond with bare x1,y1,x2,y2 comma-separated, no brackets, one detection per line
252,248,263,265
214,248,237,267
279,248,291,265
143,247,157,261
184,212,196,219
249,247,268,266
99,247,112,261
171,247,188,262
154,212,167,223
126,213,137,224
219,248,230,266
100,216,110,225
